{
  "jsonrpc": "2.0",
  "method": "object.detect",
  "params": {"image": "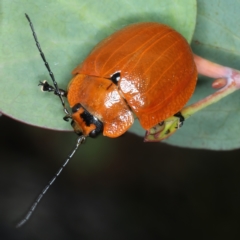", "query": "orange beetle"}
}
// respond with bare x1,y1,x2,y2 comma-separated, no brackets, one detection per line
19,16,197,228
67,22,197,138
